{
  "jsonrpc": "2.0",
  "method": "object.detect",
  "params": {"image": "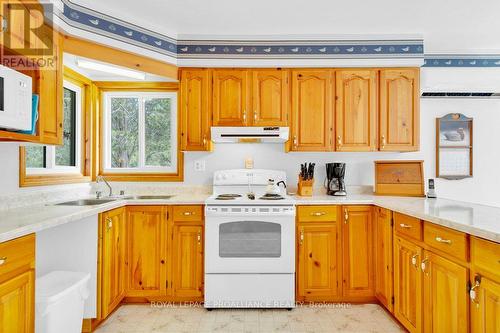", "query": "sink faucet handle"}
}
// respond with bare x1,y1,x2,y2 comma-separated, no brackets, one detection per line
96,191,102,199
